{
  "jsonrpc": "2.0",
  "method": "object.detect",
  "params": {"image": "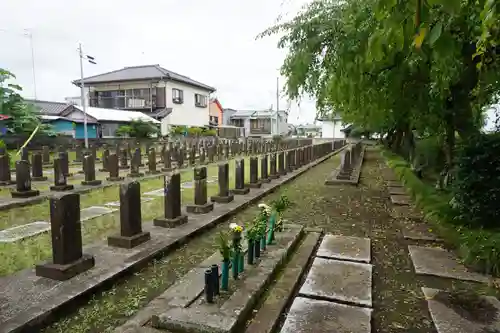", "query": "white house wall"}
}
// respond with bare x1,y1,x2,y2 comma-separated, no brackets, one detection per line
161,80,211,135
321,120,345,139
